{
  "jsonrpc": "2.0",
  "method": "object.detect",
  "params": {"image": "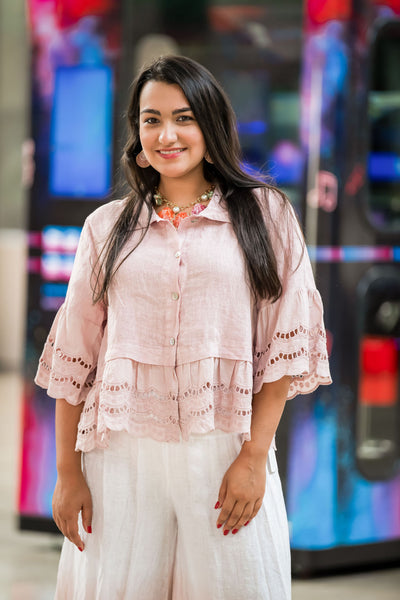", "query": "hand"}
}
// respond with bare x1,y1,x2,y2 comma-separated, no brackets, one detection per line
52,471,93,551
215,452,266,536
